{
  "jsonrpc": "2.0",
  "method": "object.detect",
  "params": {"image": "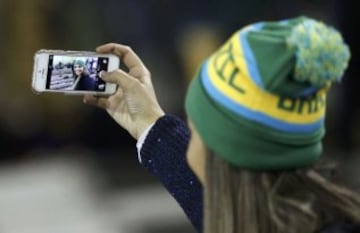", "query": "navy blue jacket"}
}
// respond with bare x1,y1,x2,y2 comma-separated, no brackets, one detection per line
139,115,359,233
75,74,96,90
